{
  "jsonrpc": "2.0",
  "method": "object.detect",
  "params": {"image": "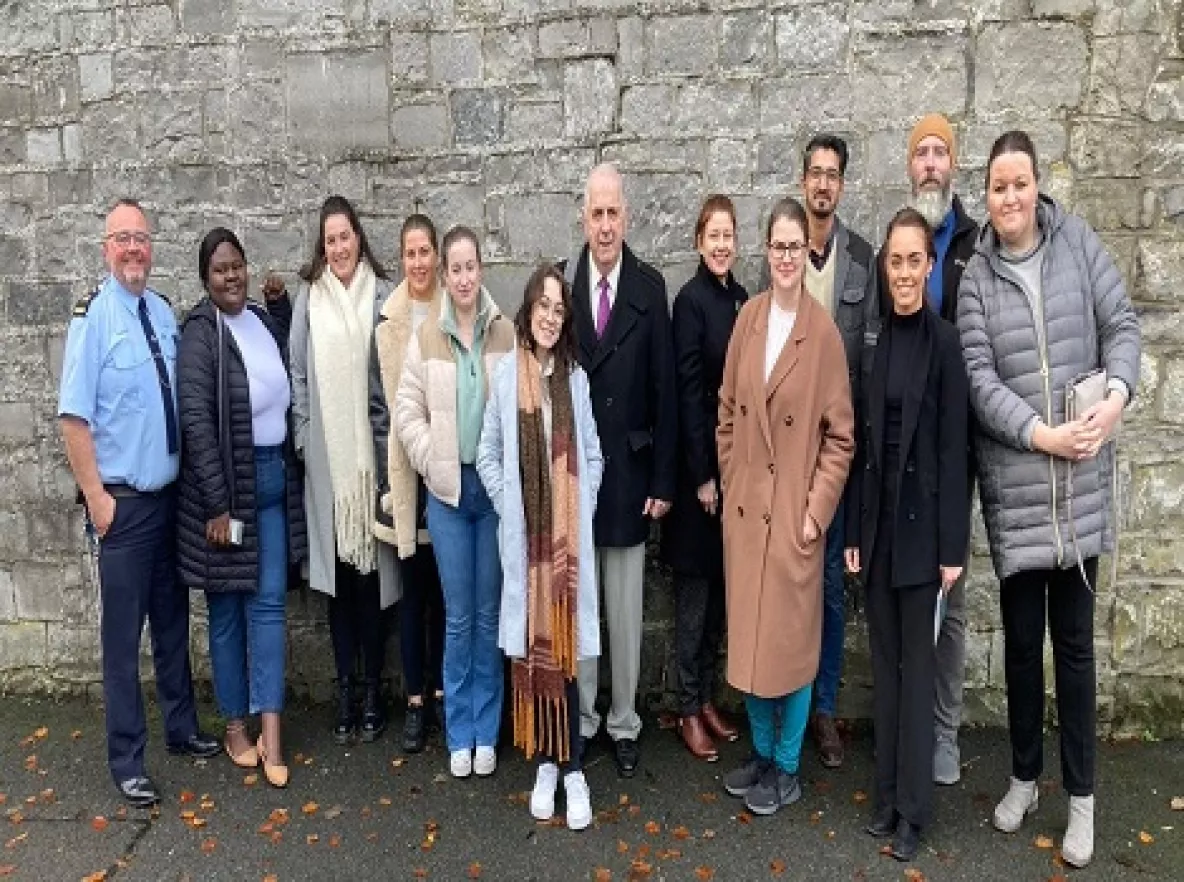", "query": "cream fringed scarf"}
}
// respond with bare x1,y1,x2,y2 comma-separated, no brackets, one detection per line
309,260,378,574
